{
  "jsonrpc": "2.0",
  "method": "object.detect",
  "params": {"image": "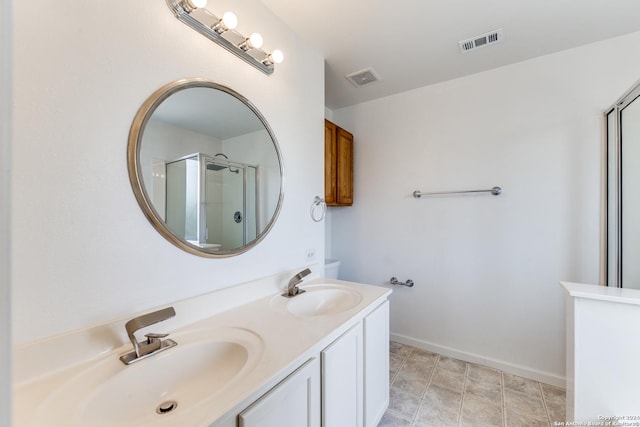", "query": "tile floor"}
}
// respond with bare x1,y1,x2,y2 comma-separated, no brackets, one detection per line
379,342,566,427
